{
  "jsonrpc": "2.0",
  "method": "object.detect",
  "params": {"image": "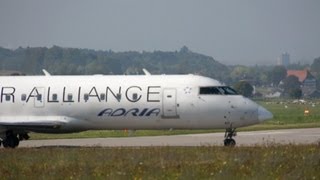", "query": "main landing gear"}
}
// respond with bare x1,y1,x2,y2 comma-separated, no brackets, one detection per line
224,128,236,146
0,131,29,148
